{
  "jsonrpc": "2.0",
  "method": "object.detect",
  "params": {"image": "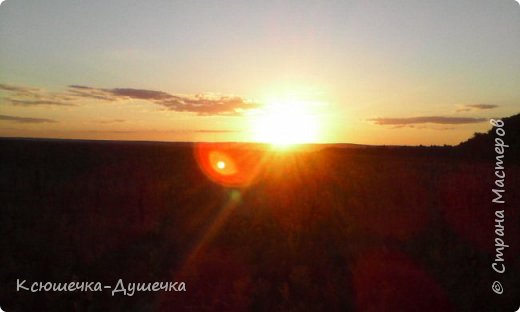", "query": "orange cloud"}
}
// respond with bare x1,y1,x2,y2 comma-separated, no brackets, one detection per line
0,114,57,124
369,116,486,126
